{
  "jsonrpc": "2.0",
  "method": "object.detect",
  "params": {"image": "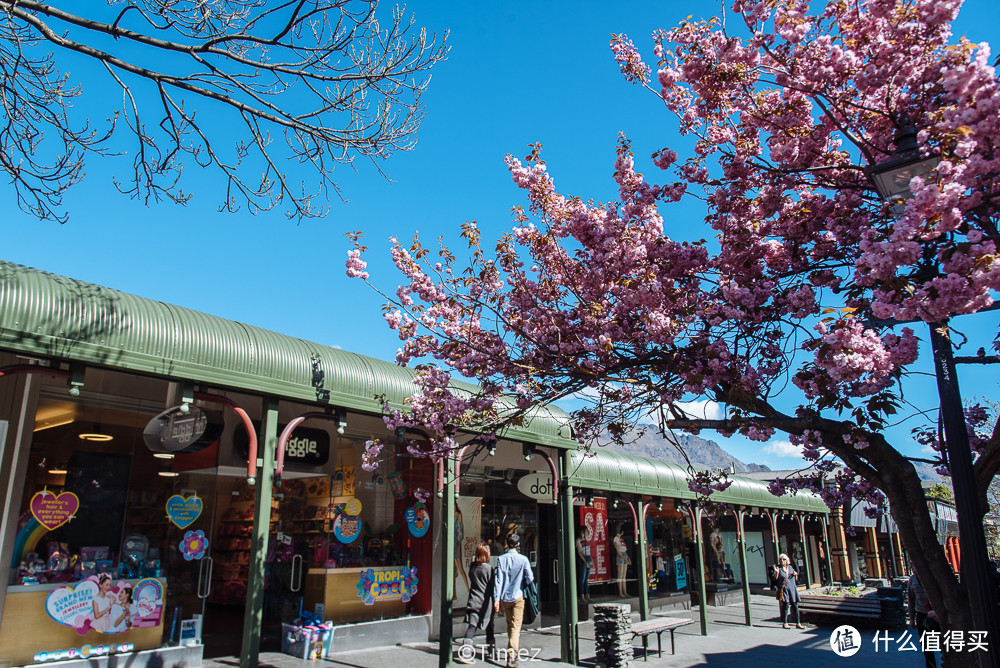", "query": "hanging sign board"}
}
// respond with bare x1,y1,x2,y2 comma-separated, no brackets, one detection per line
143,406,223,453
516,473,554,501
235,422,330,466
